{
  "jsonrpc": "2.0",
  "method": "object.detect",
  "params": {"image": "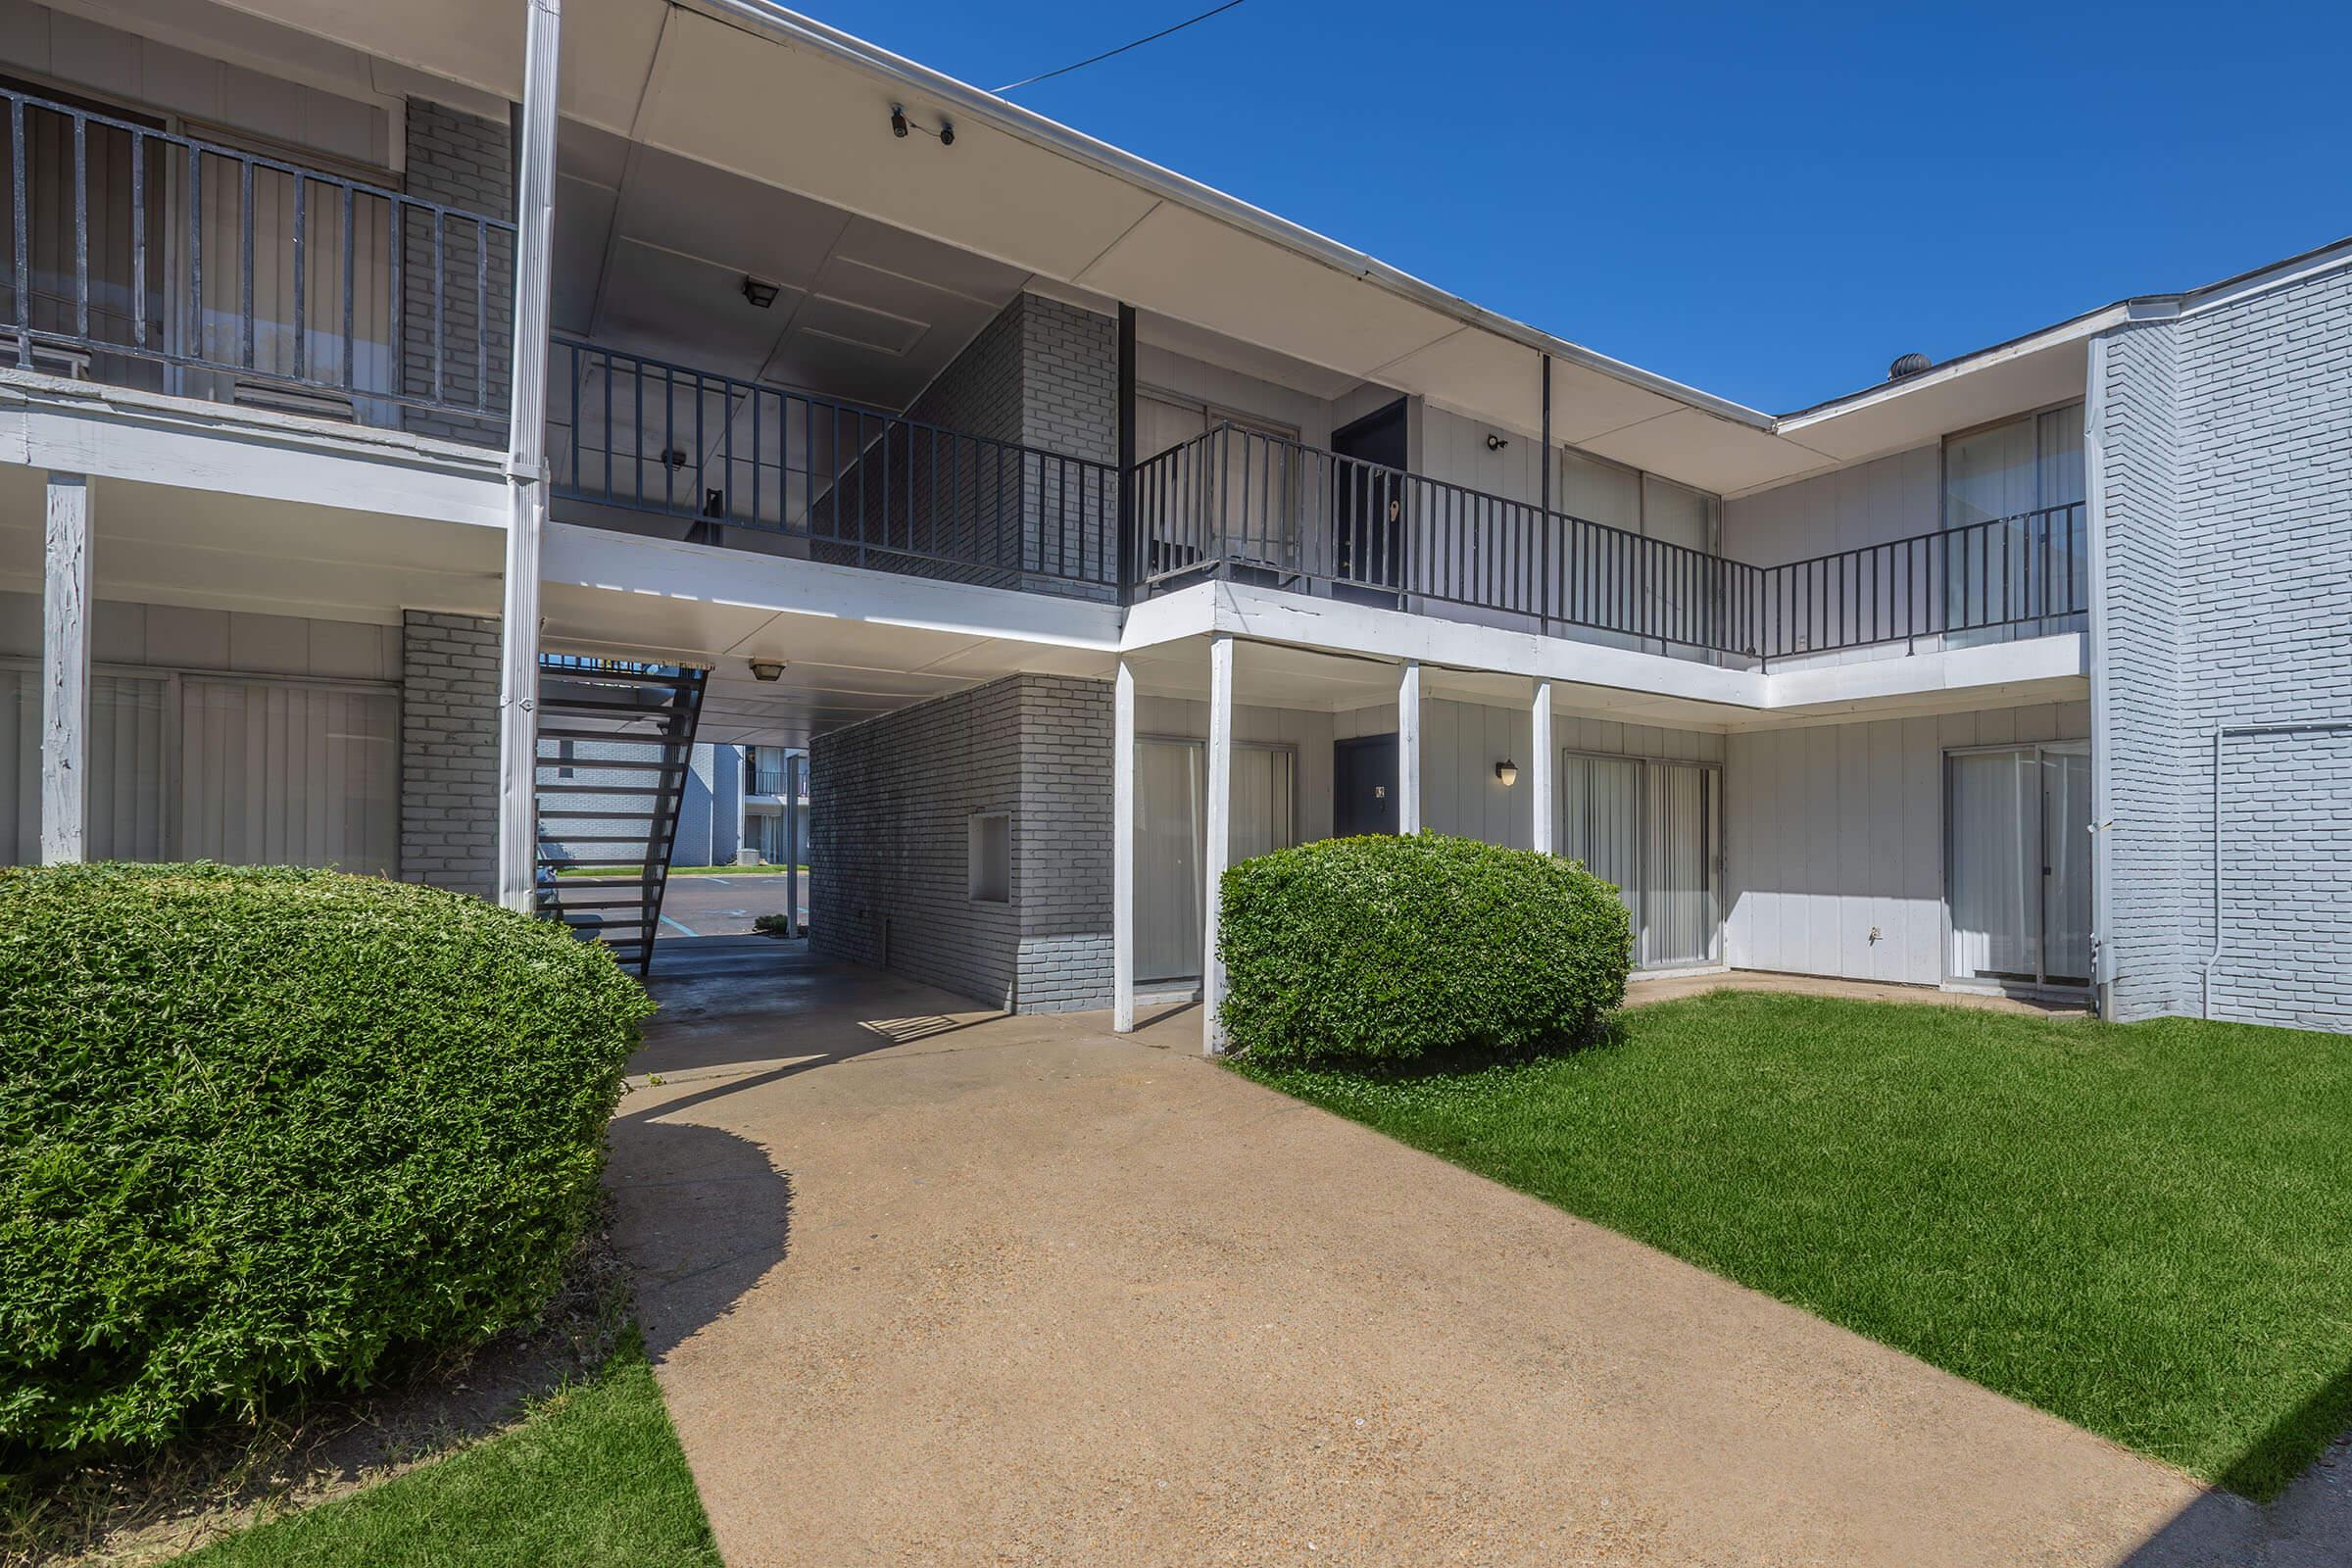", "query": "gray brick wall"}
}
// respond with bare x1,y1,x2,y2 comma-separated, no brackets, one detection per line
1014,675,1114,1010
809,671,1114,1011
402,101,514,449
822,293,1119,601
399,610,499,896
2094,258,2352,1029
